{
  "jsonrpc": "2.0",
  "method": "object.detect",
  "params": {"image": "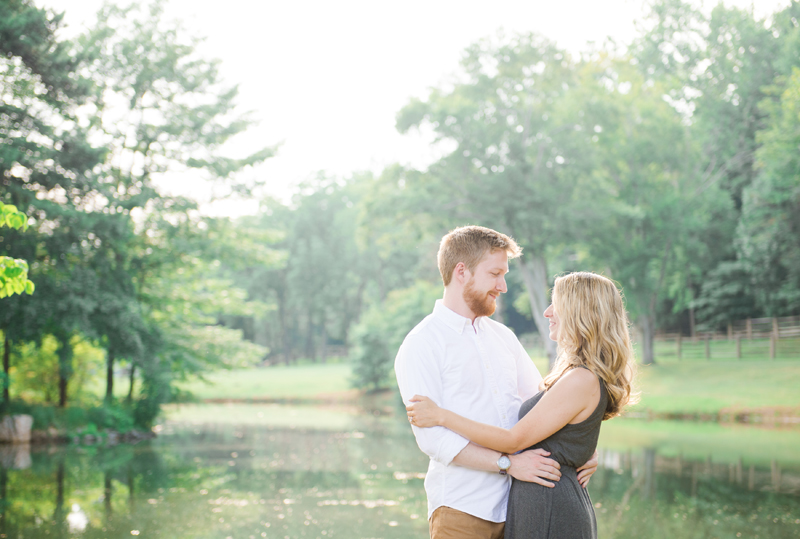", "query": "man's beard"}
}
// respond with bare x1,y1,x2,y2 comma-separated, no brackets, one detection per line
463,278,496,318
